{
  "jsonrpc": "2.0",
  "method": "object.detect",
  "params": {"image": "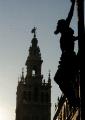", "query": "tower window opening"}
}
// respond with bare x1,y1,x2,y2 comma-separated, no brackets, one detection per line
32,70,36,76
